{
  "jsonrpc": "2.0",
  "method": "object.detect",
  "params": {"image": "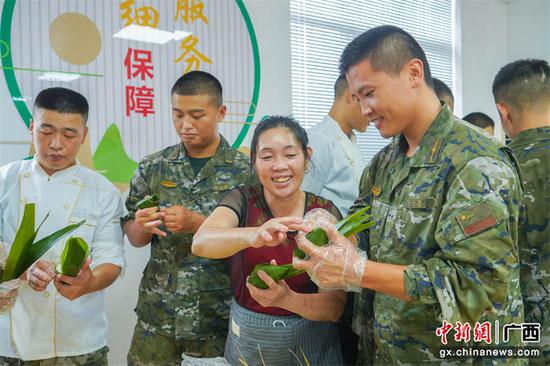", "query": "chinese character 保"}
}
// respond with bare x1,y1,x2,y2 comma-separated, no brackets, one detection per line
174,0,208,25
125,85,155,117
120,0,159,27
174,35,212,73
124,48,154,81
